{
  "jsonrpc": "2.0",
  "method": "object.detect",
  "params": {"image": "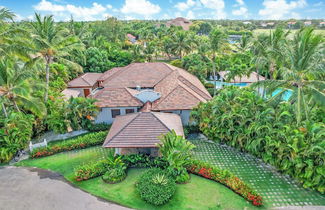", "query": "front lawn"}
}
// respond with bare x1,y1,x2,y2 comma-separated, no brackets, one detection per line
16,146,259,210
